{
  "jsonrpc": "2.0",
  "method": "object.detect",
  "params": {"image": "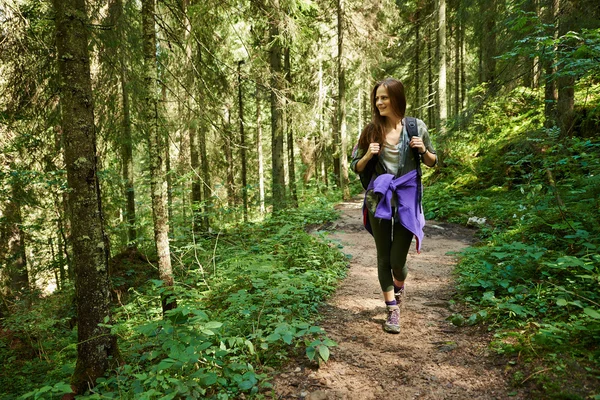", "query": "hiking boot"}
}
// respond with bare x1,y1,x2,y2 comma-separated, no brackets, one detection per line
394,286,405,305
384,305,400,334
